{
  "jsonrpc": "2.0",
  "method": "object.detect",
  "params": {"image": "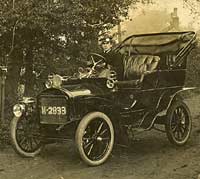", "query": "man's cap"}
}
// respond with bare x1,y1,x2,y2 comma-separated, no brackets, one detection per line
99,35,113,44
